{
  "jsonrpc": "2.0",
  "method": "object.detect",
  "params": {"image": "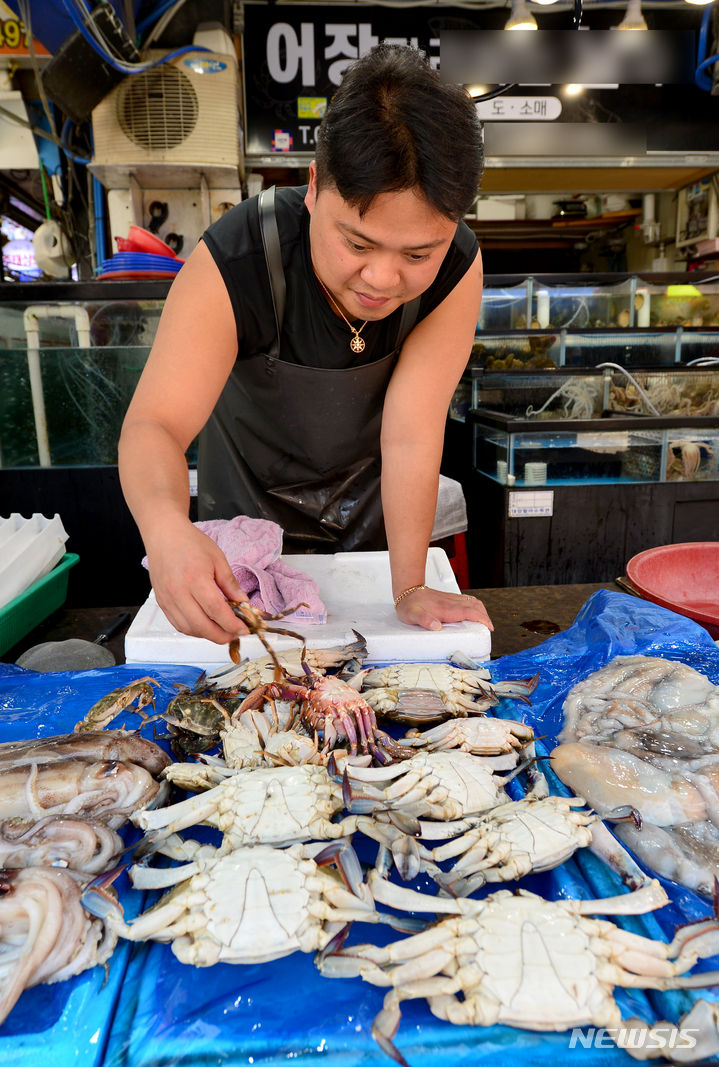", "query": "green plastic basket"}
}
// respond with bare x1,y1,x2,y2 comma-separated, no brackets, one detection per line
0,552,80,657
